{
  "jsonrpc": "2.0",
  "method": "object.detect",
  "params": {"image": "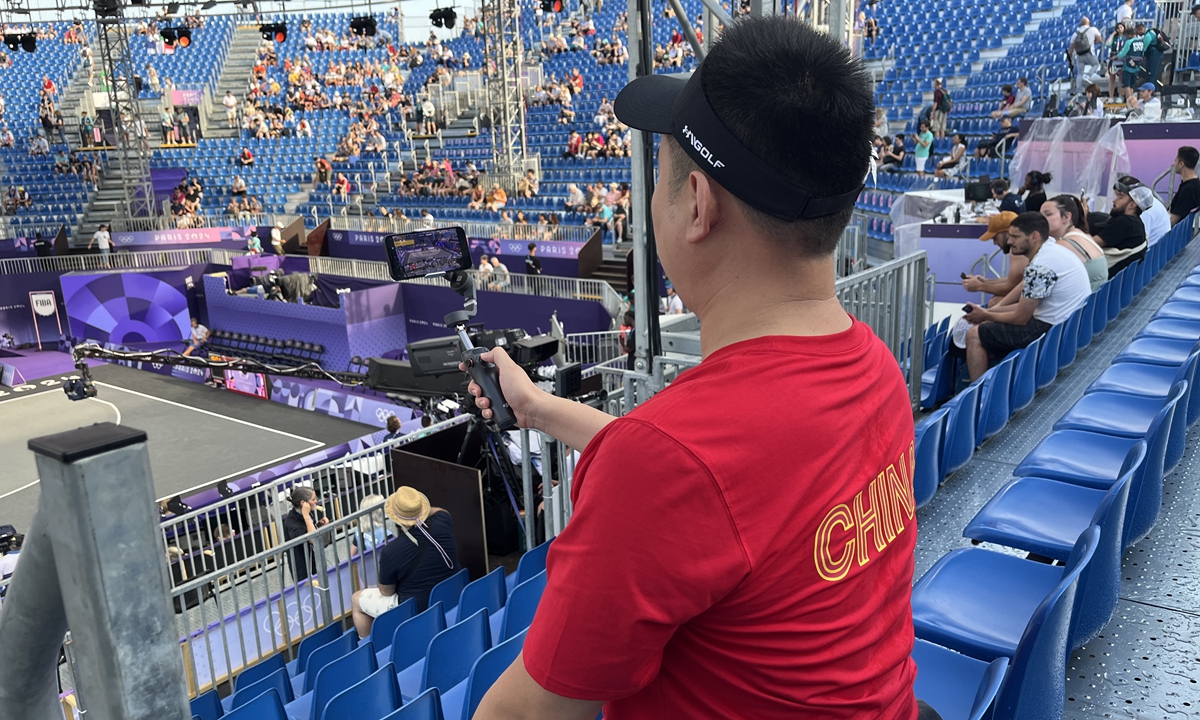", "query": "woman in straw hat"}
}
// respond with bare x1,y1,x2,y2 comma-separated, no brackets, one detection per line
350,486,458,639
